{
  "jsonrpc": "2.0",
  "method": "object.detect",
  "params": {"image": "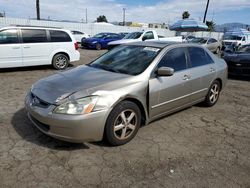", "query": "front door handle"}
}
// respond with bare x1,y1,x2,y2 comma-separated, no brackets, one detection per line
12,47,20,49
210,67,216,72
23,46,31,49
183,74,191,80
